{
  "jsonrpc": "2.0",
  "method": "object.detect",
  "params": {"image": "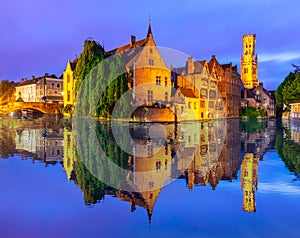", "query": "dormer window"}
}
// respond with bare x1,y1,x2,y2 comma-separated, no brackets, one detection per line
149,59,154,66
